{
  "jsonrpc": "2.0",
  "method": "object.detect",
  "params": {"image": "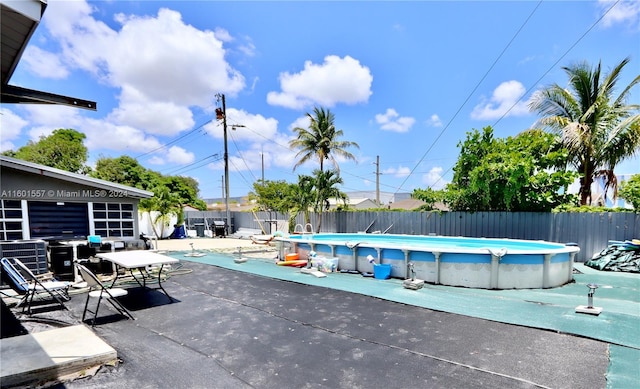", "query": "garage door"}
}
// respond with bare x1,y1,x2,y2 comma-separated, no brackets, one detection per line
28,201,89,238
